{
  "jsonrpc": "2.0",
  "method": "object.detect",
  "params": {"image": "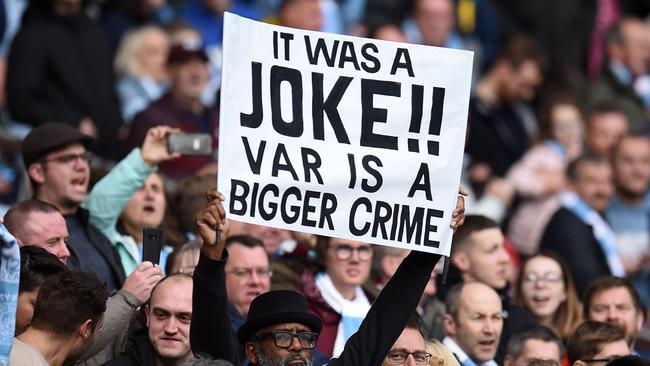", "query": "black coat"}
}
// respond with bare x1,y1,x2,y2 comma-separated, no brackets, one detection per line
540,207,612,296
7,1,124,160
102,328,156,366
465,97,533,178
